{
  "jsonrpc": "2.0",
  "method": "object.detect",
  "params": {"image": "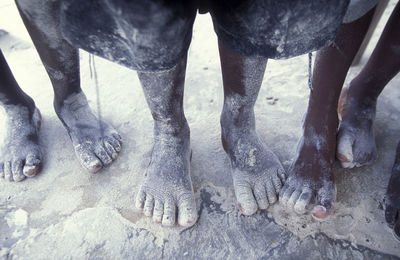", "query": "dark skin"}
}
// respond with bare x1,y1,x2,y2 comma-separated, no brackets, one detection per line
8,1,396,230
337,2,400,167
15,0,122,173
218,41,285,215
135,40,286,224
0,49,41,181
15,0,81,111
280,7,376,218
0,50,36,110
337,2,400,239
2,0,284,225
134,56,199,227
386,142,400,240
0,0,122,181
